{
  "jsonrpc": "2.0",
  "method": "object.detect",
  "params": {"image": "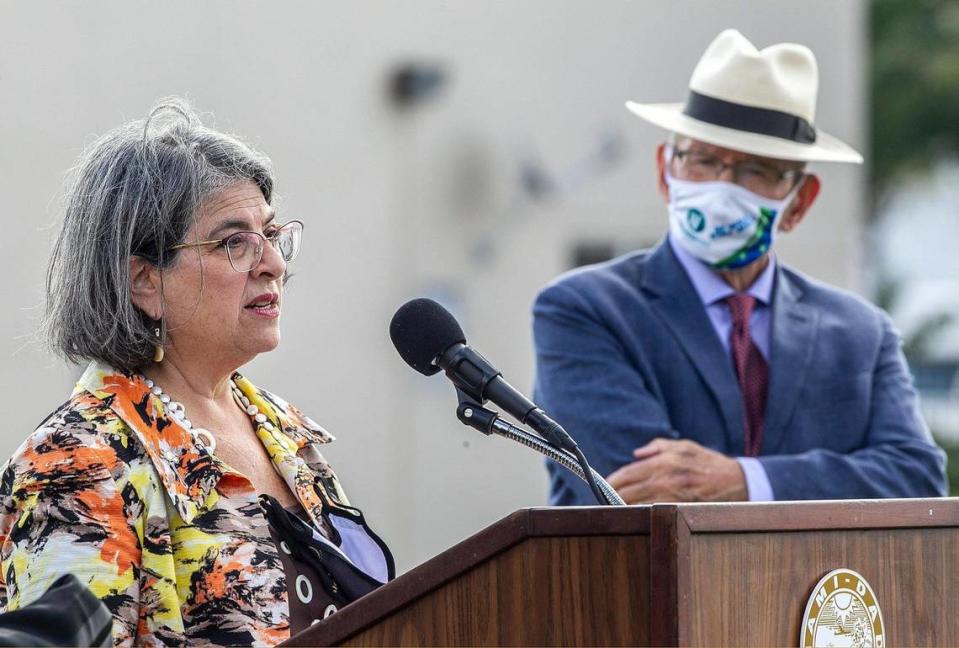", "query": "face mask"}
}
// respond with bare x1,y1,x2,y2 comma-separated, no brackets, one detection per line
666,171,801,269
